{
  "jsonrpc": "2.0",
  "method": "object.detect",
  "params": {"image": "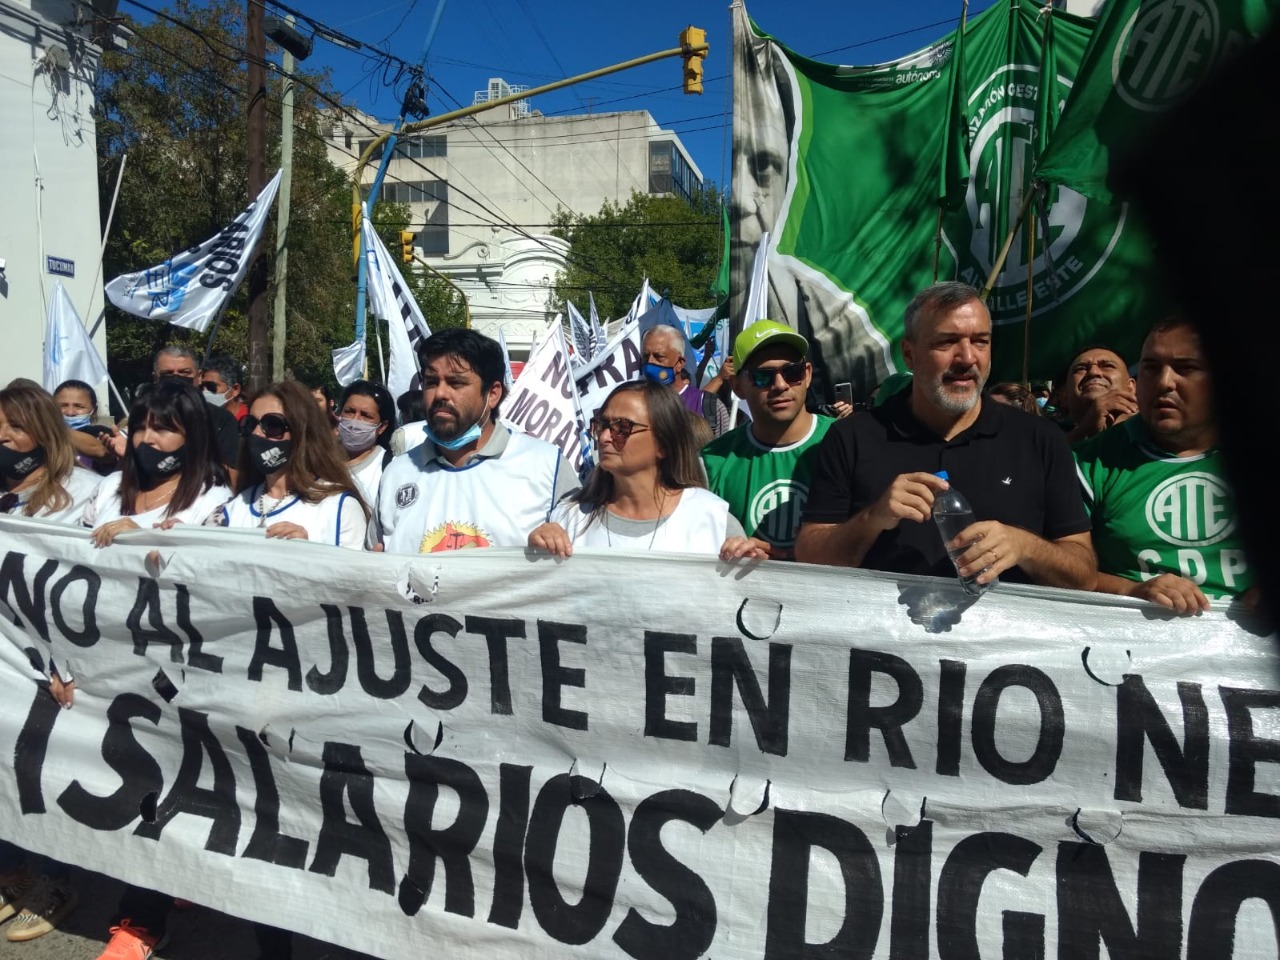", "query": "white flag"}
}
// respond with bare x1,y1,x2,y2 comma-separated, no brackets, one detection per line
587,292,606,359
497,328,514,388
105,170,283,333
623,277,653,326
43,281,108,392
331,340,365,387
363,213,431,400
743,231,771,327
565,301,593,363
